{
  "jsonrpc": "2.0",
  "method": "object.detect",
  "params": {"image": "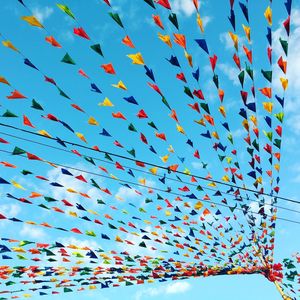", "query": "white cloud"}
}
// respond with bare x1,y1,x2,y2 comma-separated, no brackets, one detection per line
165,281,191,294
218,63,239,85
32,6,53,23
173,0,196,17
135,281,191,300
272,9,300,134
0,203,21,217
115,185,140,200
20,224,46,239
